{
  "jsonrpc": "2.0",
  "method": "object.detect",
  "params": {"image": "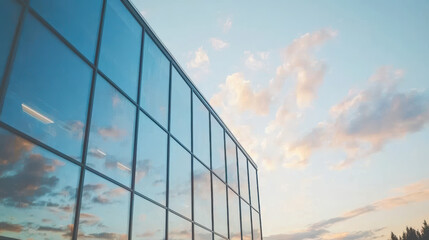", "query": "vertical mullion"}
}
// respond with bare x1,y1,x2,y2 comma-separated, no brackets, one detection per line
165,62,172,240
224,130,230,240
190,91,194,240
209,114,214,239
256,169,263,240
247,159,253,240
